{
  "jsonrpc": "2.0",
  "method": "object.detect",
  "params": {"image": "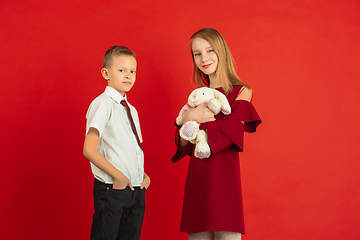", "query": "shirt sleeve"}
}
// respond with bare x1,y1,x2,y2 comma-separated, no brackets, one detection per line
171,123,194,163
206,100,261,154
86,97,111,137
